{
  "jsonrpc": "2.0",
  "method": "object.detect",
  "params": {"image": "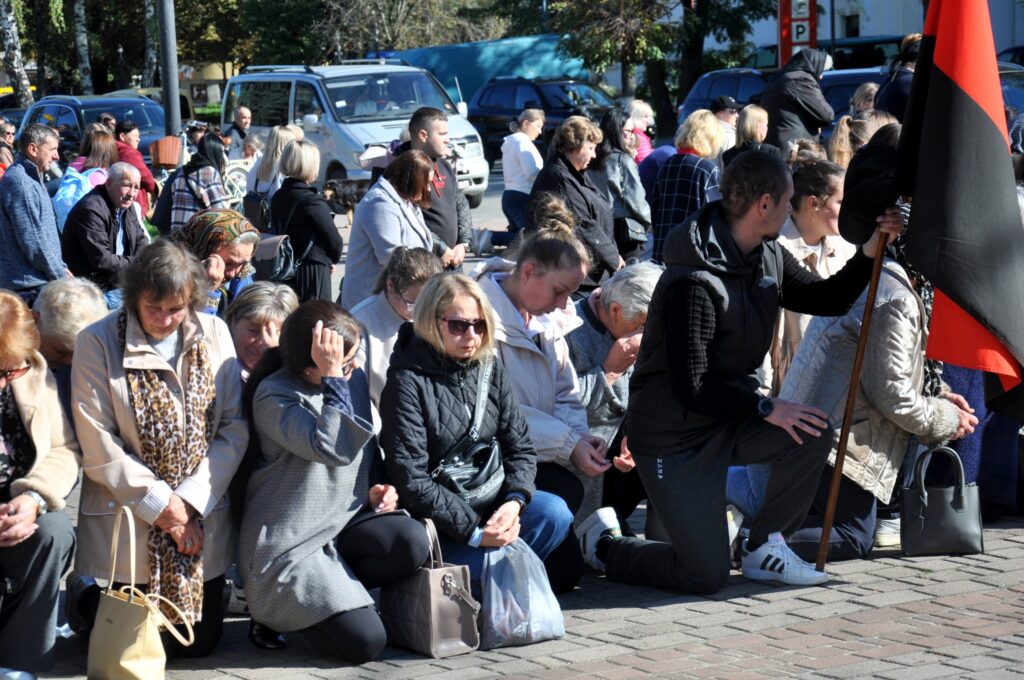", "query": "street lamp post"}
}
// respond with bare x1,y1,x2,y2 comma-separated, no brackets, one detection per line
156,0,182,139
